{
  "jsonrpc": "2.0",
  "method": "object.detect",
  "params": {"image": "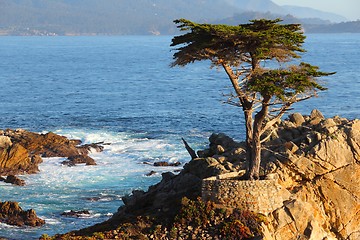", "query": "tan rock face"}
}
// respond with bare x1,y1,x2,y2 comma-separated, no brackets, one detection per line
262,111,360,240
197,110,360,240
0,143,34,175
348,120,360,161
